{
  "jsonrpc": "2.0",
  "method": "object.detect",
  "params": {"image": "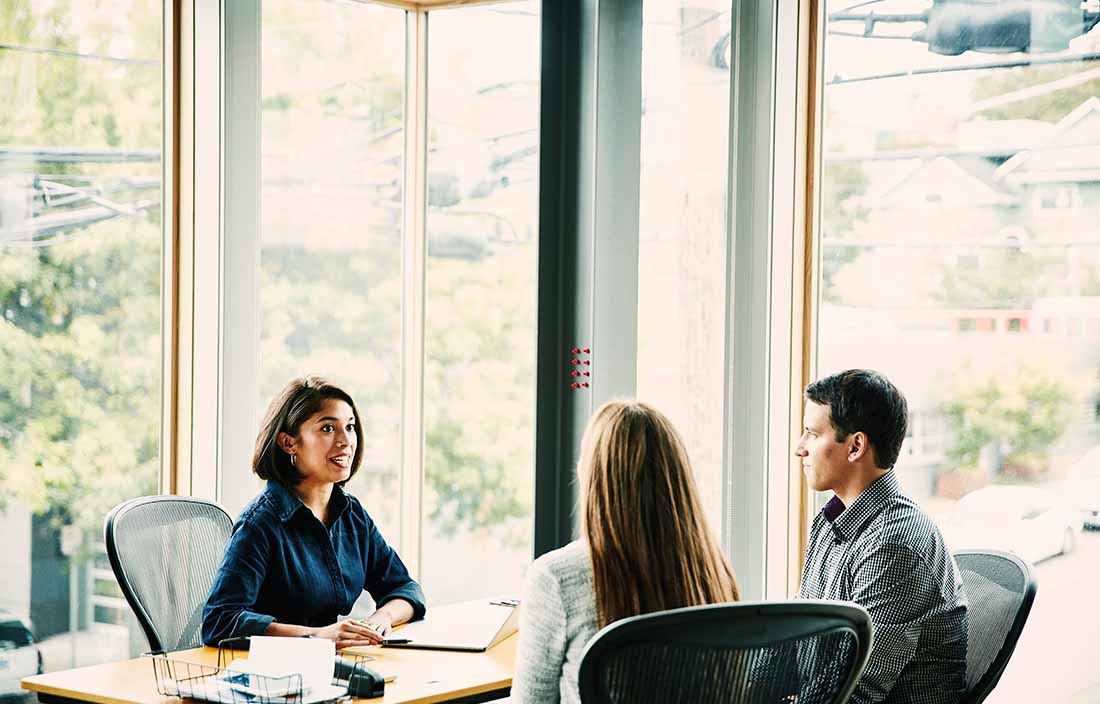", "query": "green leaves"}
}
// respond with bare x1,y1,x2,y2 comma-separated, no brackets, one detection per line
940,358,1078,477
0,223,161,541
